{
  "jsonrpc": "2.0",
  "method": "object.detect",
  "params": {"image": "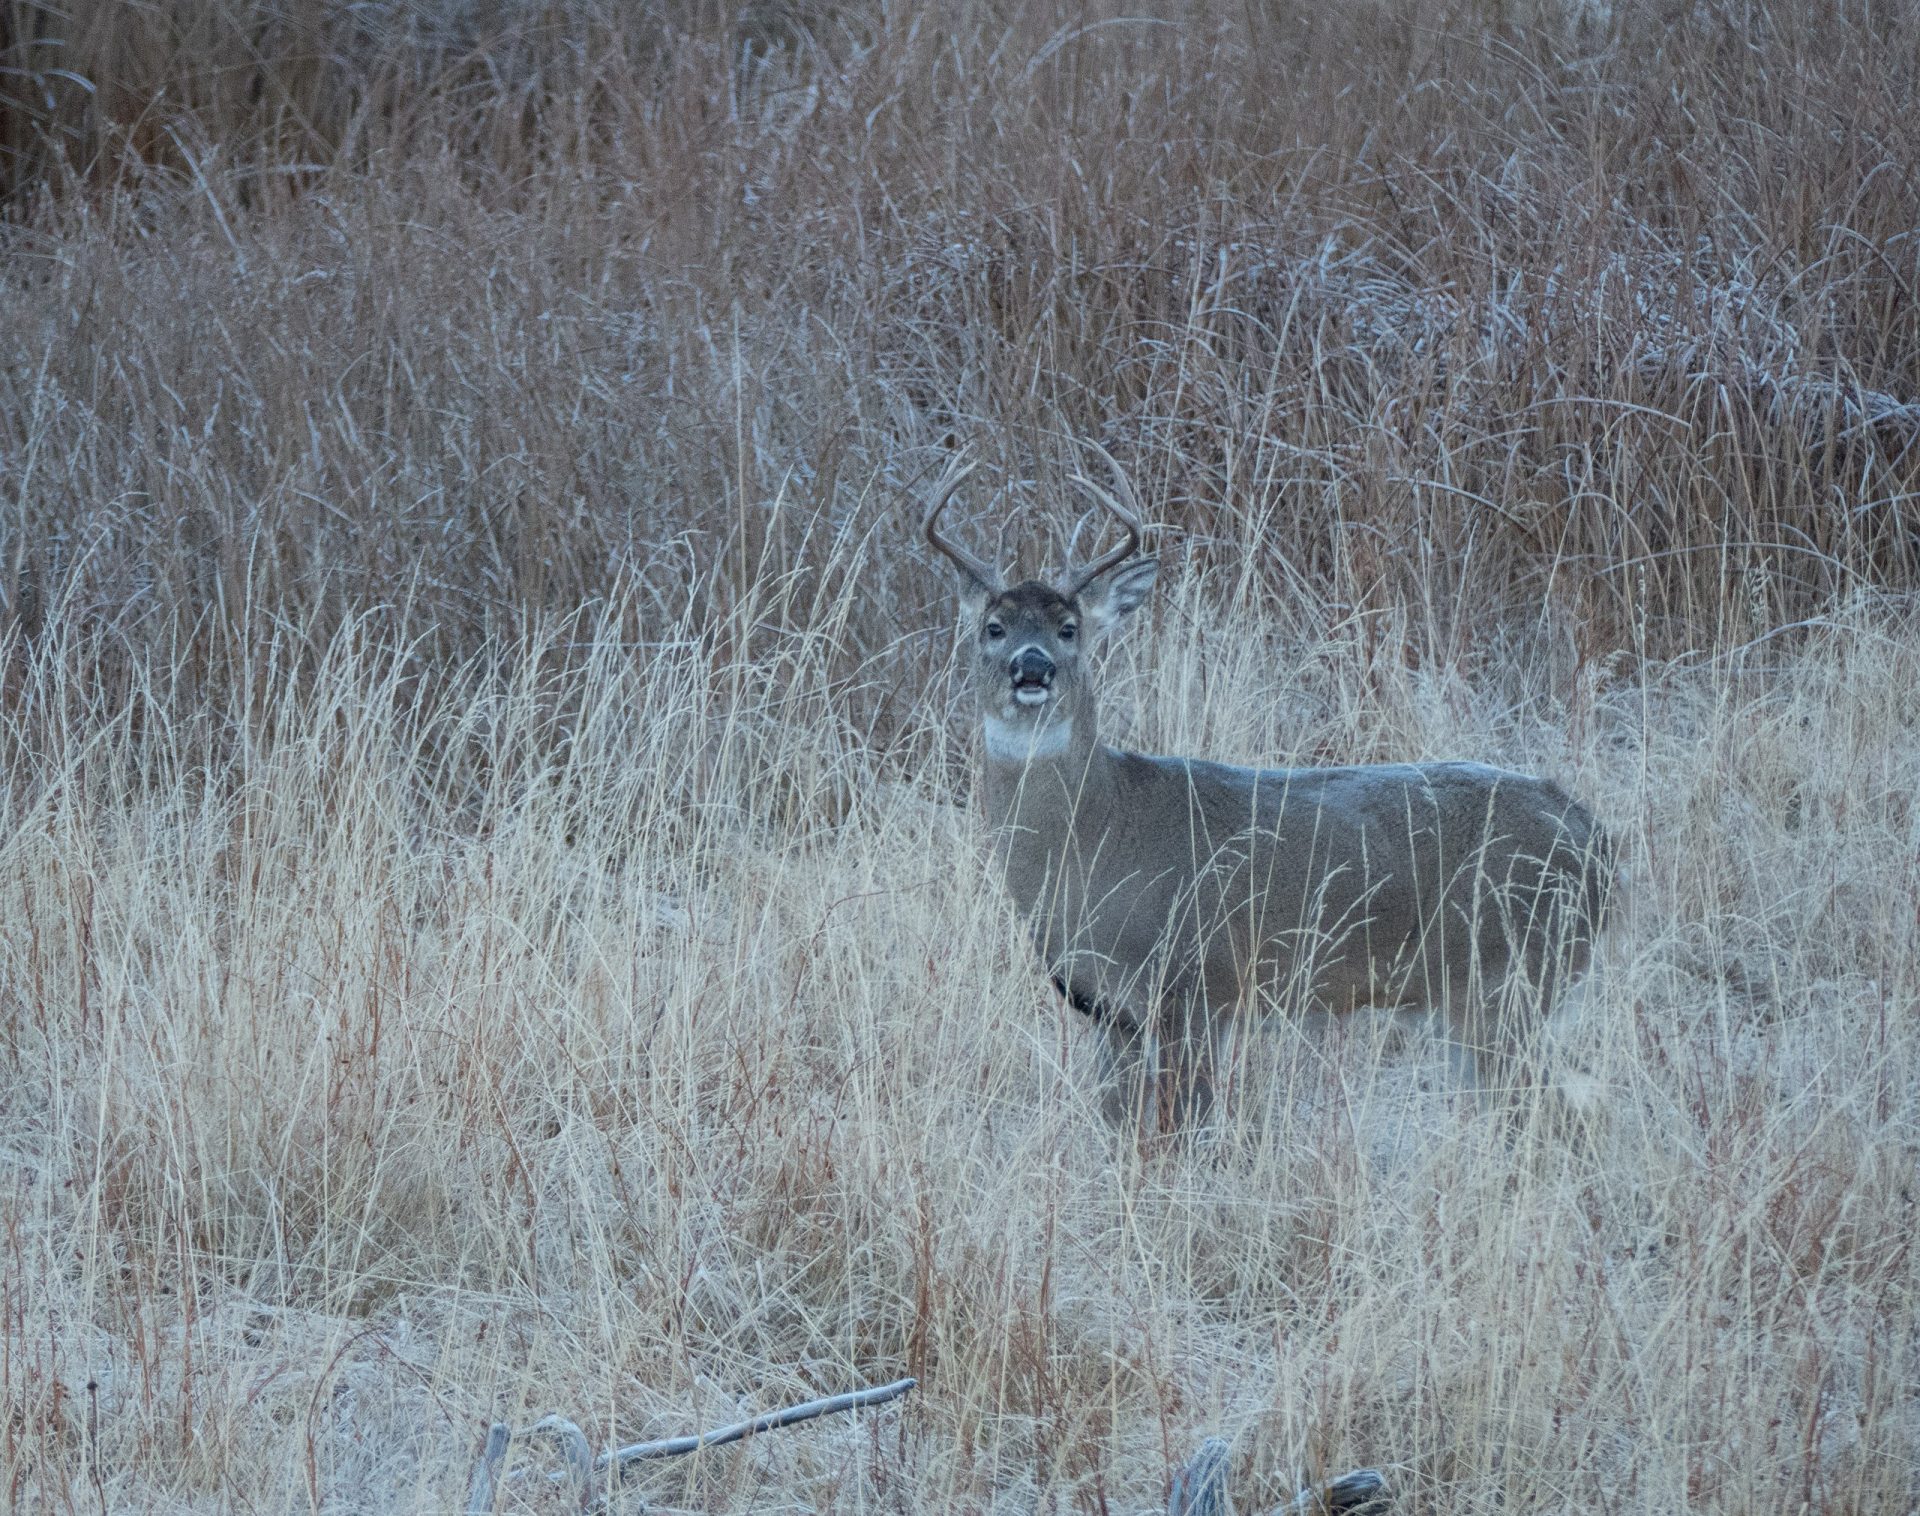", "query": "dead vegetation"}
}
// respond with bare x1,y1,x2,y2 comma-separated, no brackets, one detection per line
1,1,1917,1511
